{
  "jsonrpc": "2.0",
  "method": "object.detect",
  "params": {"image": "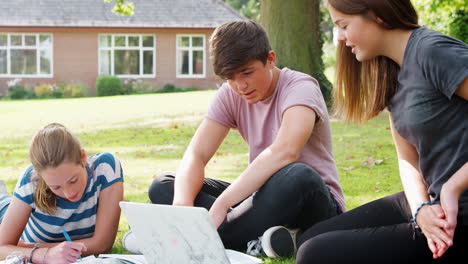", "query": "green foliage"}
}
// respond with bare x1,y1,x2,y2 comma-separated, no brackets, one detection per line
52,84,65,98
34,84,53,98
225,0,260,21
96,75,124,97
104,0,134,16
7,85,35,100
413,0,467,42
449,9,468,43
63,83,89,98
156,83,198,93
158,83,176,93
123,79,155,94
